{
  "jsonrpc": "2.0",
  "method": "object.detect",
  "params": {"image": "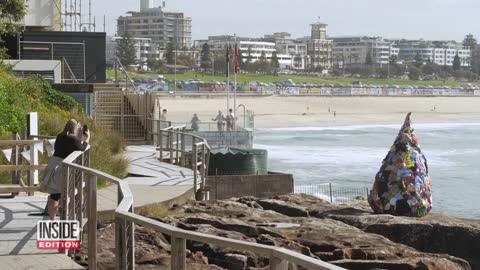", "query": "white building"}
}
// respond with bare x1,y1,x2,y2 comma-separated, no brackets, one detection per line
107,36,160,68
264,32,308,69
332,36,399,68
117,1,192,50
195,37,292,69
392,40,471,67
